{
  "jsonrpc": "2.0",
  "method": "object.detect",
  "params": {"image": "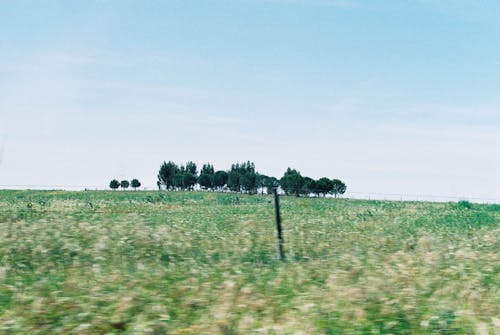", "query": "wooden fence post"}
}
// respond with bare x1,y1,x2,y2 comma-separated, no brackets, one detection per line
273,187,285,261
